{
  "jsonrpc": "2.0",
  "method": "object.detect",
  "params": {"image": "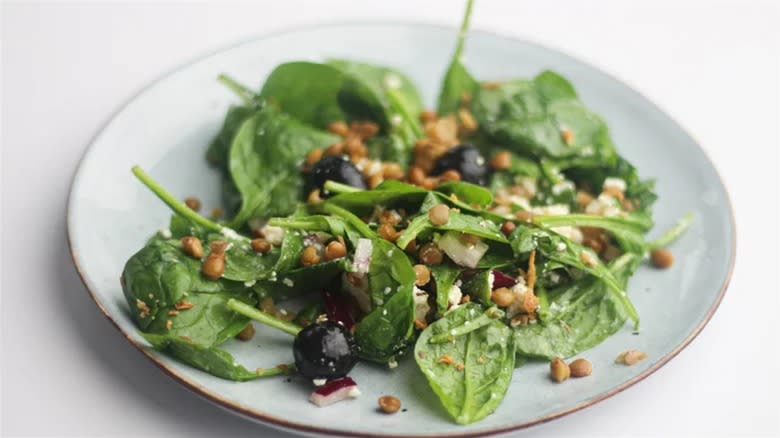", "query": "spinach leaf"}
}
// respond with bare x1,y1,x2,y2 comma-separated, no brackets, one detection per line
396,209,508,250
461,270,493,305
430,263,462,315
435,181,493,207
414,303,515,424
253,259,348,300
326,180,428,216
513,253,641,359
437,0,478,115
142,333,293,381
206,105,255,169
354,238,416,363
227,106,339,227
533,213,652,254
471,72,617,160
